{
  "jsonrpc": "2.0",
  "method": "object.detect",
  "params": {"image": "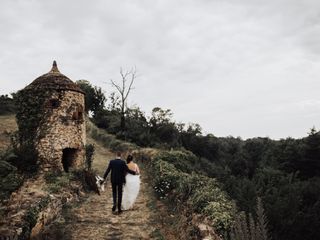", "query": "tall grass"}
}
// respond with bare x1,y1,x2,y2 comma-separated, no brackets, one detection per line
86,119,138,153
